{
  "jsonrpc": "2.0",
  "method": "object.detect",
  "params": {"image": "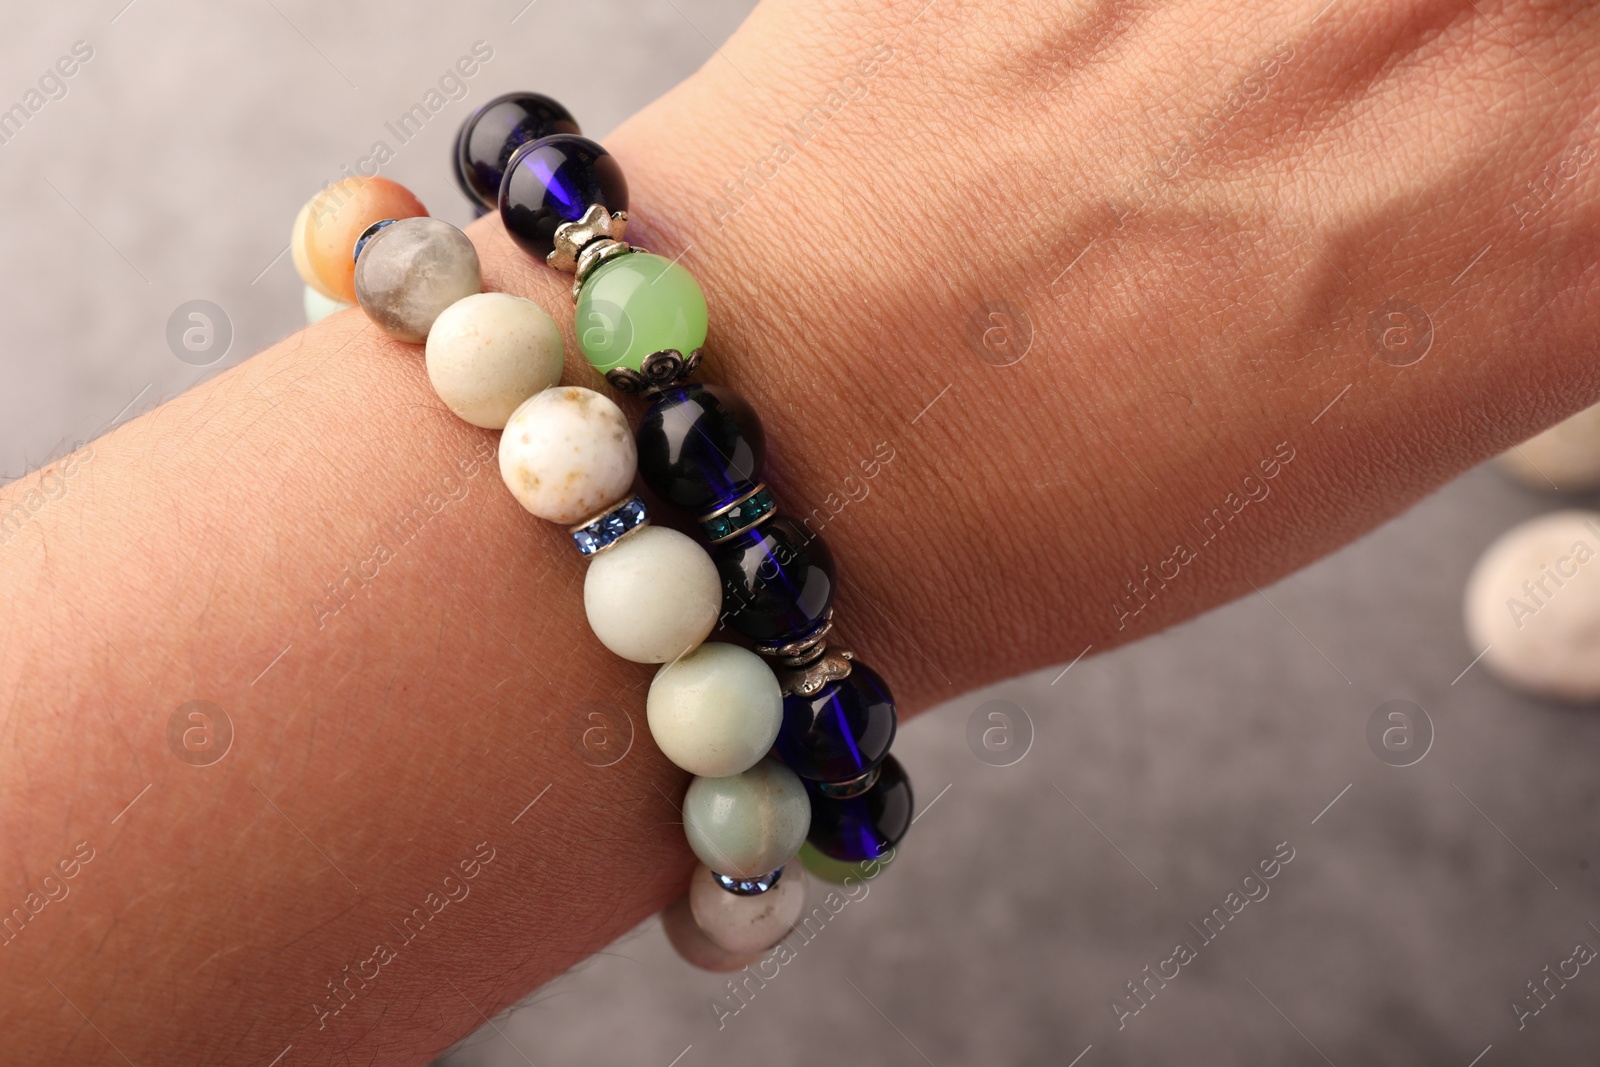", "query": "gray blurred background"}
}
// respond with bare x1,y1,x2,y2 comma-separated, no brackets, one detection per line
4,2,1598,1065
